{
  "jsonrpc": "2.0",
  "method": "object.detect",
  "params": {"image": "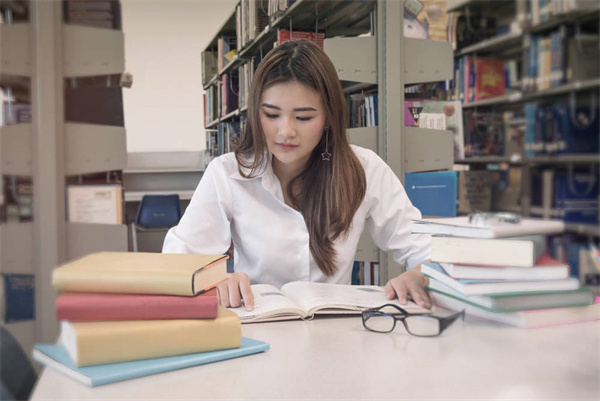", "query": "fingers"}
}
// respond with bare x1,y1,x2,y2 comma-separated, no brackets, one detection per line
385,269,432,309
217,273,254,311
406,282,432,309
217,281,230,307
238,274,254,311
